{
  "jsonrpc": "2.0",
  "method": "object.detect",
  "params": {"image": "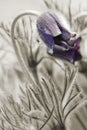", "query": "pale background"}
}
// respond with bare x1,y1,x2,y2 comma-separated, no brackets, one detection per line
0,1,87,129
0,0,46,22
0,0,87,22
